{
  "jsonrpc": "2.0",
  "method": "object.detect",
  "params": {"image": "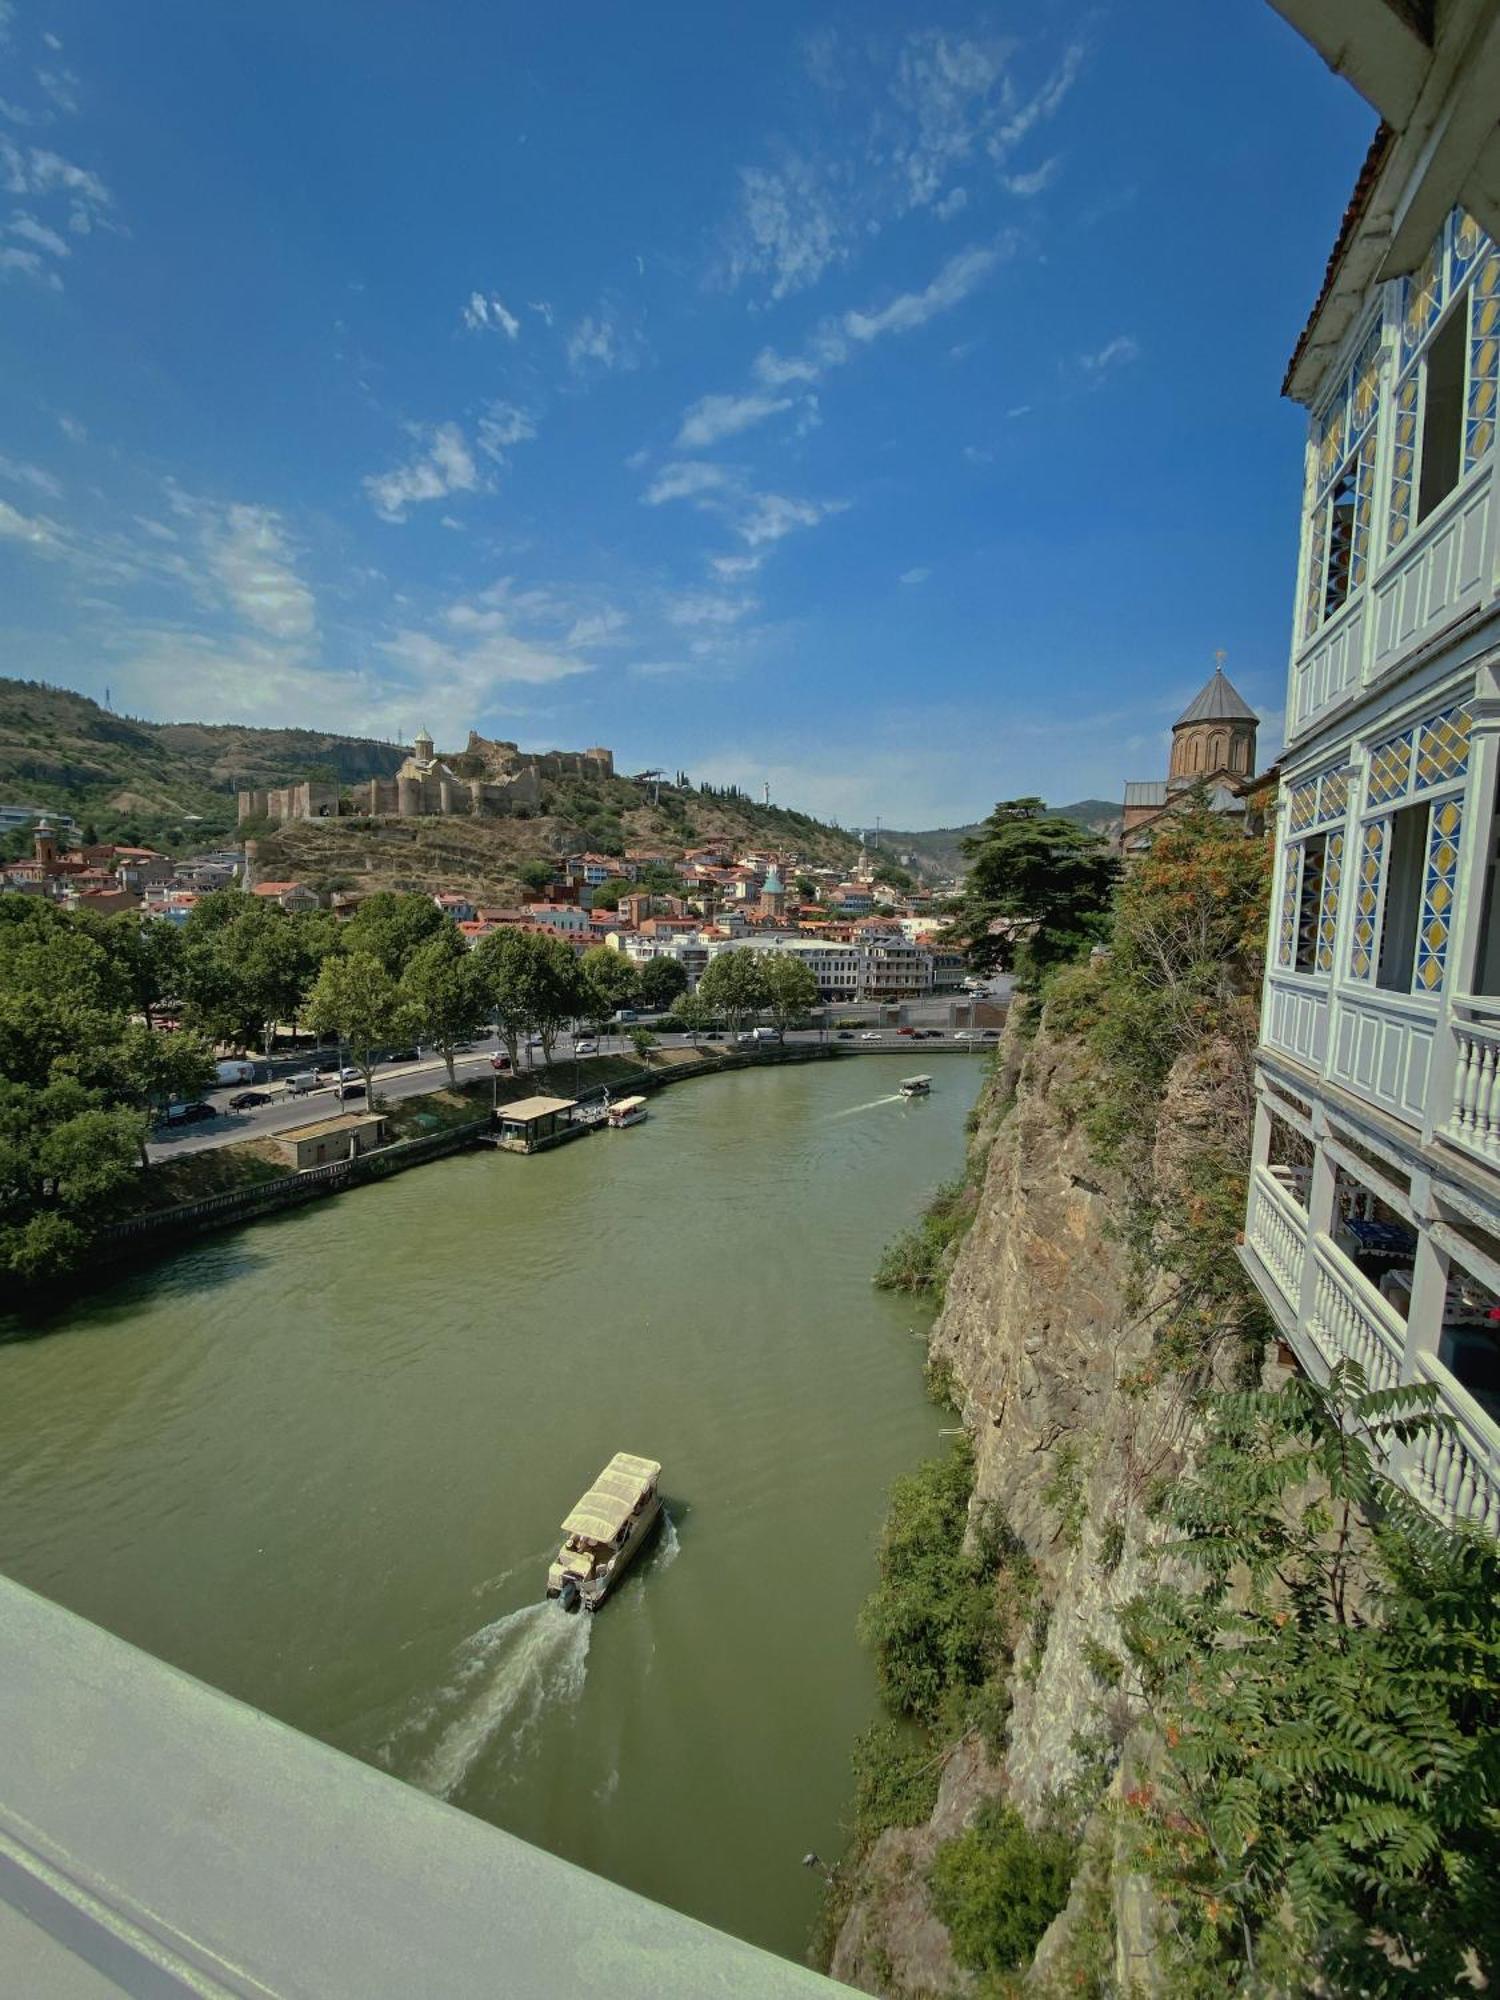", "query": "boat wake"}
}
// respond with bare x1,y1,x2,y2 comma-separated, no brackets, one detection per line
829,1094,903,1118
654,1507,680,1570
397,1603,592,1801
